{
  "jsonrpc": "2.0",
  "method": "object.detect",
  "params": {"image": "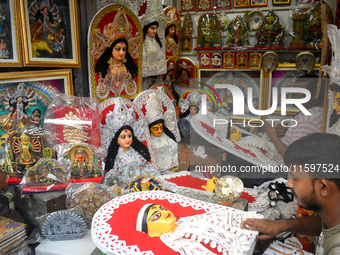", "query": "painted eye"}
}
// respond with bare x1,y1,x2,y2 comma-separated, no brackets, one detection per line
150,212,162,221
